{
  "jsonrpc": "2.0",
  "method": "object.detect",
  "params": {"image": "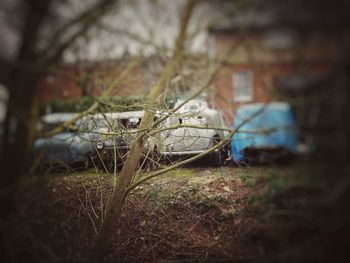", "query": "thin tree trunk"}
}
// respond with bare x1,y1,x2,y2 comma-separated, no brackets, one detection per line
88,1,197,261
0,0,51,216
